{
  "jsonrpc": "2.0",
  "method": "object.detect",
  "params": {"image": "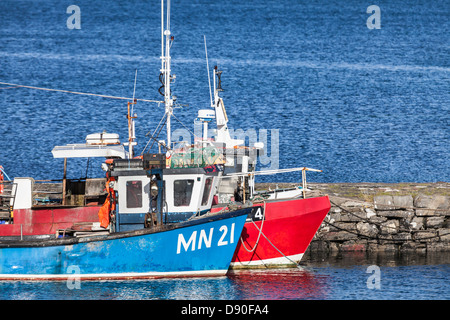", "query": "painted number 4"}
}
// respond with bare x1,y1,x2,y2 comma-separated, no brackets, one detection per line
248,206,264,222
